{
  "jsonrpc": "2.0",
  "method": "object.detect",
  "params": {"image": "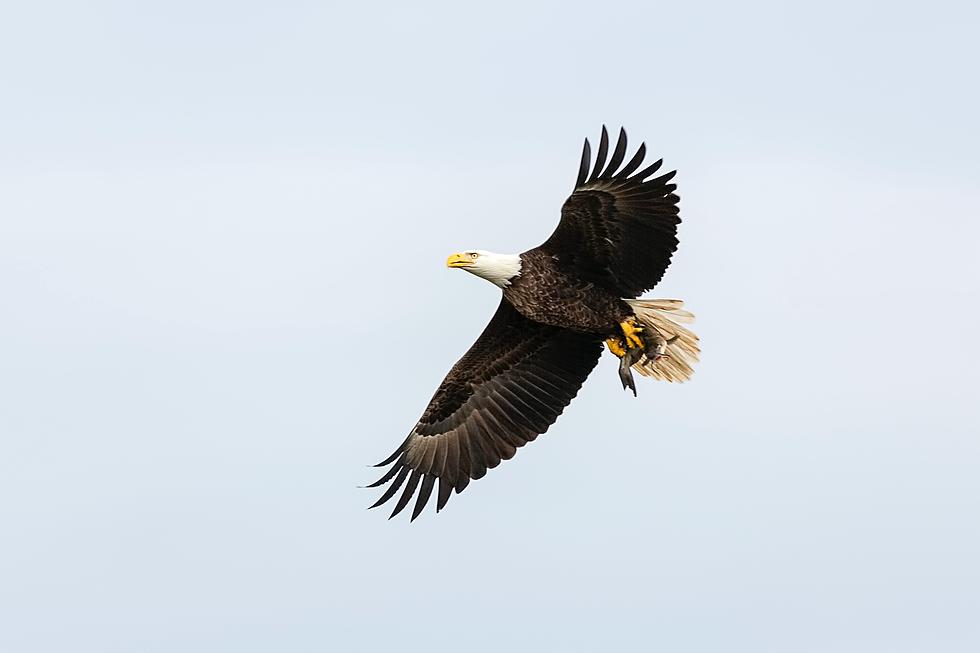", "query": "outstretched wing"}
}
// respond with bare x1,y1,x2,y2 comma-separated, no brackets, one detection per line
368,299,602,520
537,126,681,298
